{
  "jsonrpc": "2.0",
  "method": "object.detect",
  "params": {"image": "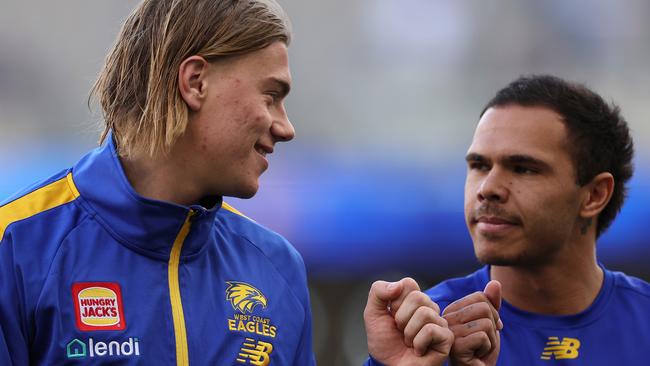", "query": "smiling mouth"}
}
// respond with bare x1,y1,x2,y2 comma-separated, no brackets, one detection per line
254,144,273,158
255,146,267,157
